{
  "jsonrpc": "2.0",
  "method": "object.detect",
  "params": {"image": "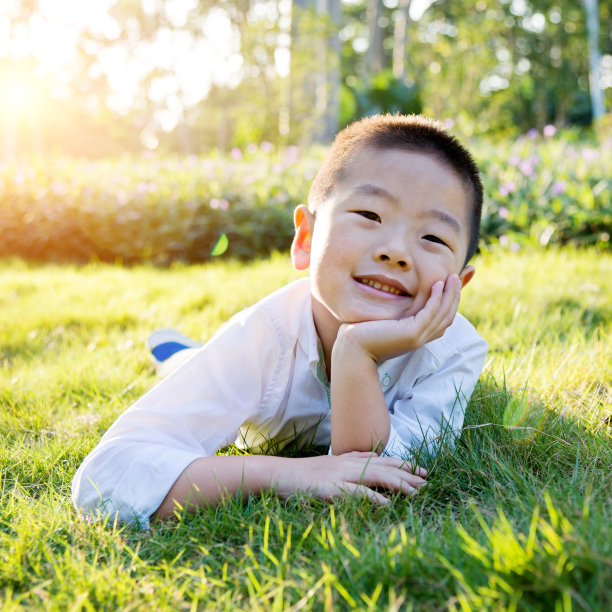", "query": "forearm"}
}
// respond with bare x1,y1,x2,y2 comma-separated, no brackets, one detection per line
152,454,295,520
330,339,390,455
152,451,429,519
